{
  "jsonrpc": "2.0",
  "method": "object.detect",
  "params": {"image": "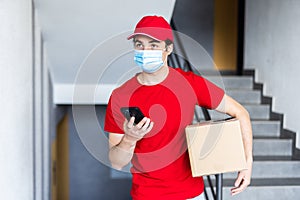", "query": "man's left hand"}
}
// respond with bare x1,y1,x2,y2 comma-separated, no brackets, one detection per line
231,160,253,196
